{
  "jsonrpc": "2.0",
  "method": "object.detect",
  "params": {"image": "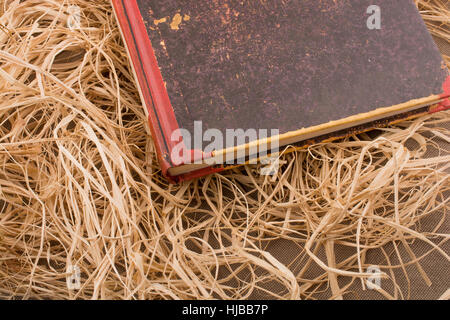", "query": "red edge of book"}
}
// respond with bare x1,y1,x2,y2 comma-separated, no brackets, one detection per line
432,75,450,113
113,0,450,183
112,0,220,183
